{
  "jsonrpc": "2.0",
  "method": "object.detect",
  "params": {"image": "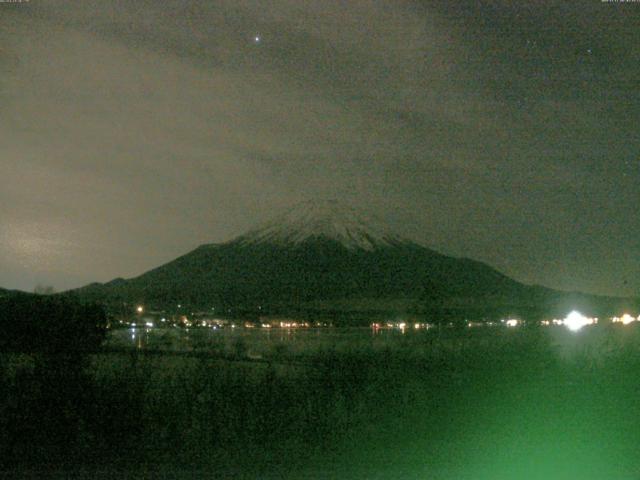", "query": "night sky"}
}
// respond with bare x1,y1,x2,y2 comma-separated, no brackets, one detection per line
1,1,638,297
